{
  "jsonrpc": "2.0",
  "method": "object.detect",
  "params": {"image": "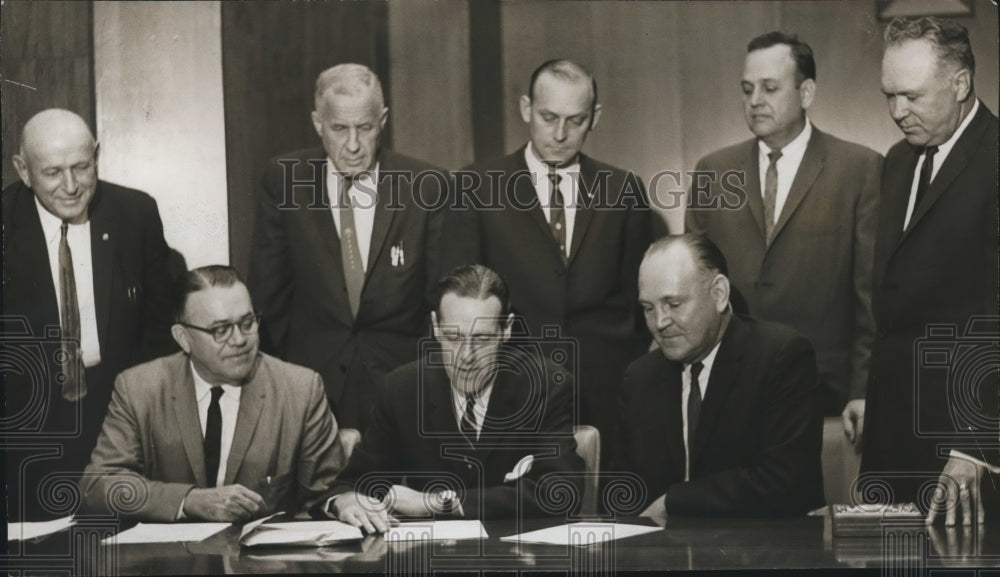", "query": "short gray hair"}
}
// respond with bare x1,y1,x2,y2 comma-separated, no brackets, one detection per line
884,16,975,75
314,63,385,109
